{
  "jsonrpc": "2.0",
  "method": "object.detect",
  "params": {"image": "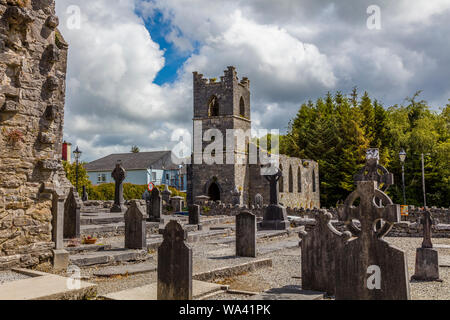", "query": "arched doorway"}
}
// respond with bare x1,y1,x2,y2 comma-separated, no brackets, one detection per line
208,182,221,201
